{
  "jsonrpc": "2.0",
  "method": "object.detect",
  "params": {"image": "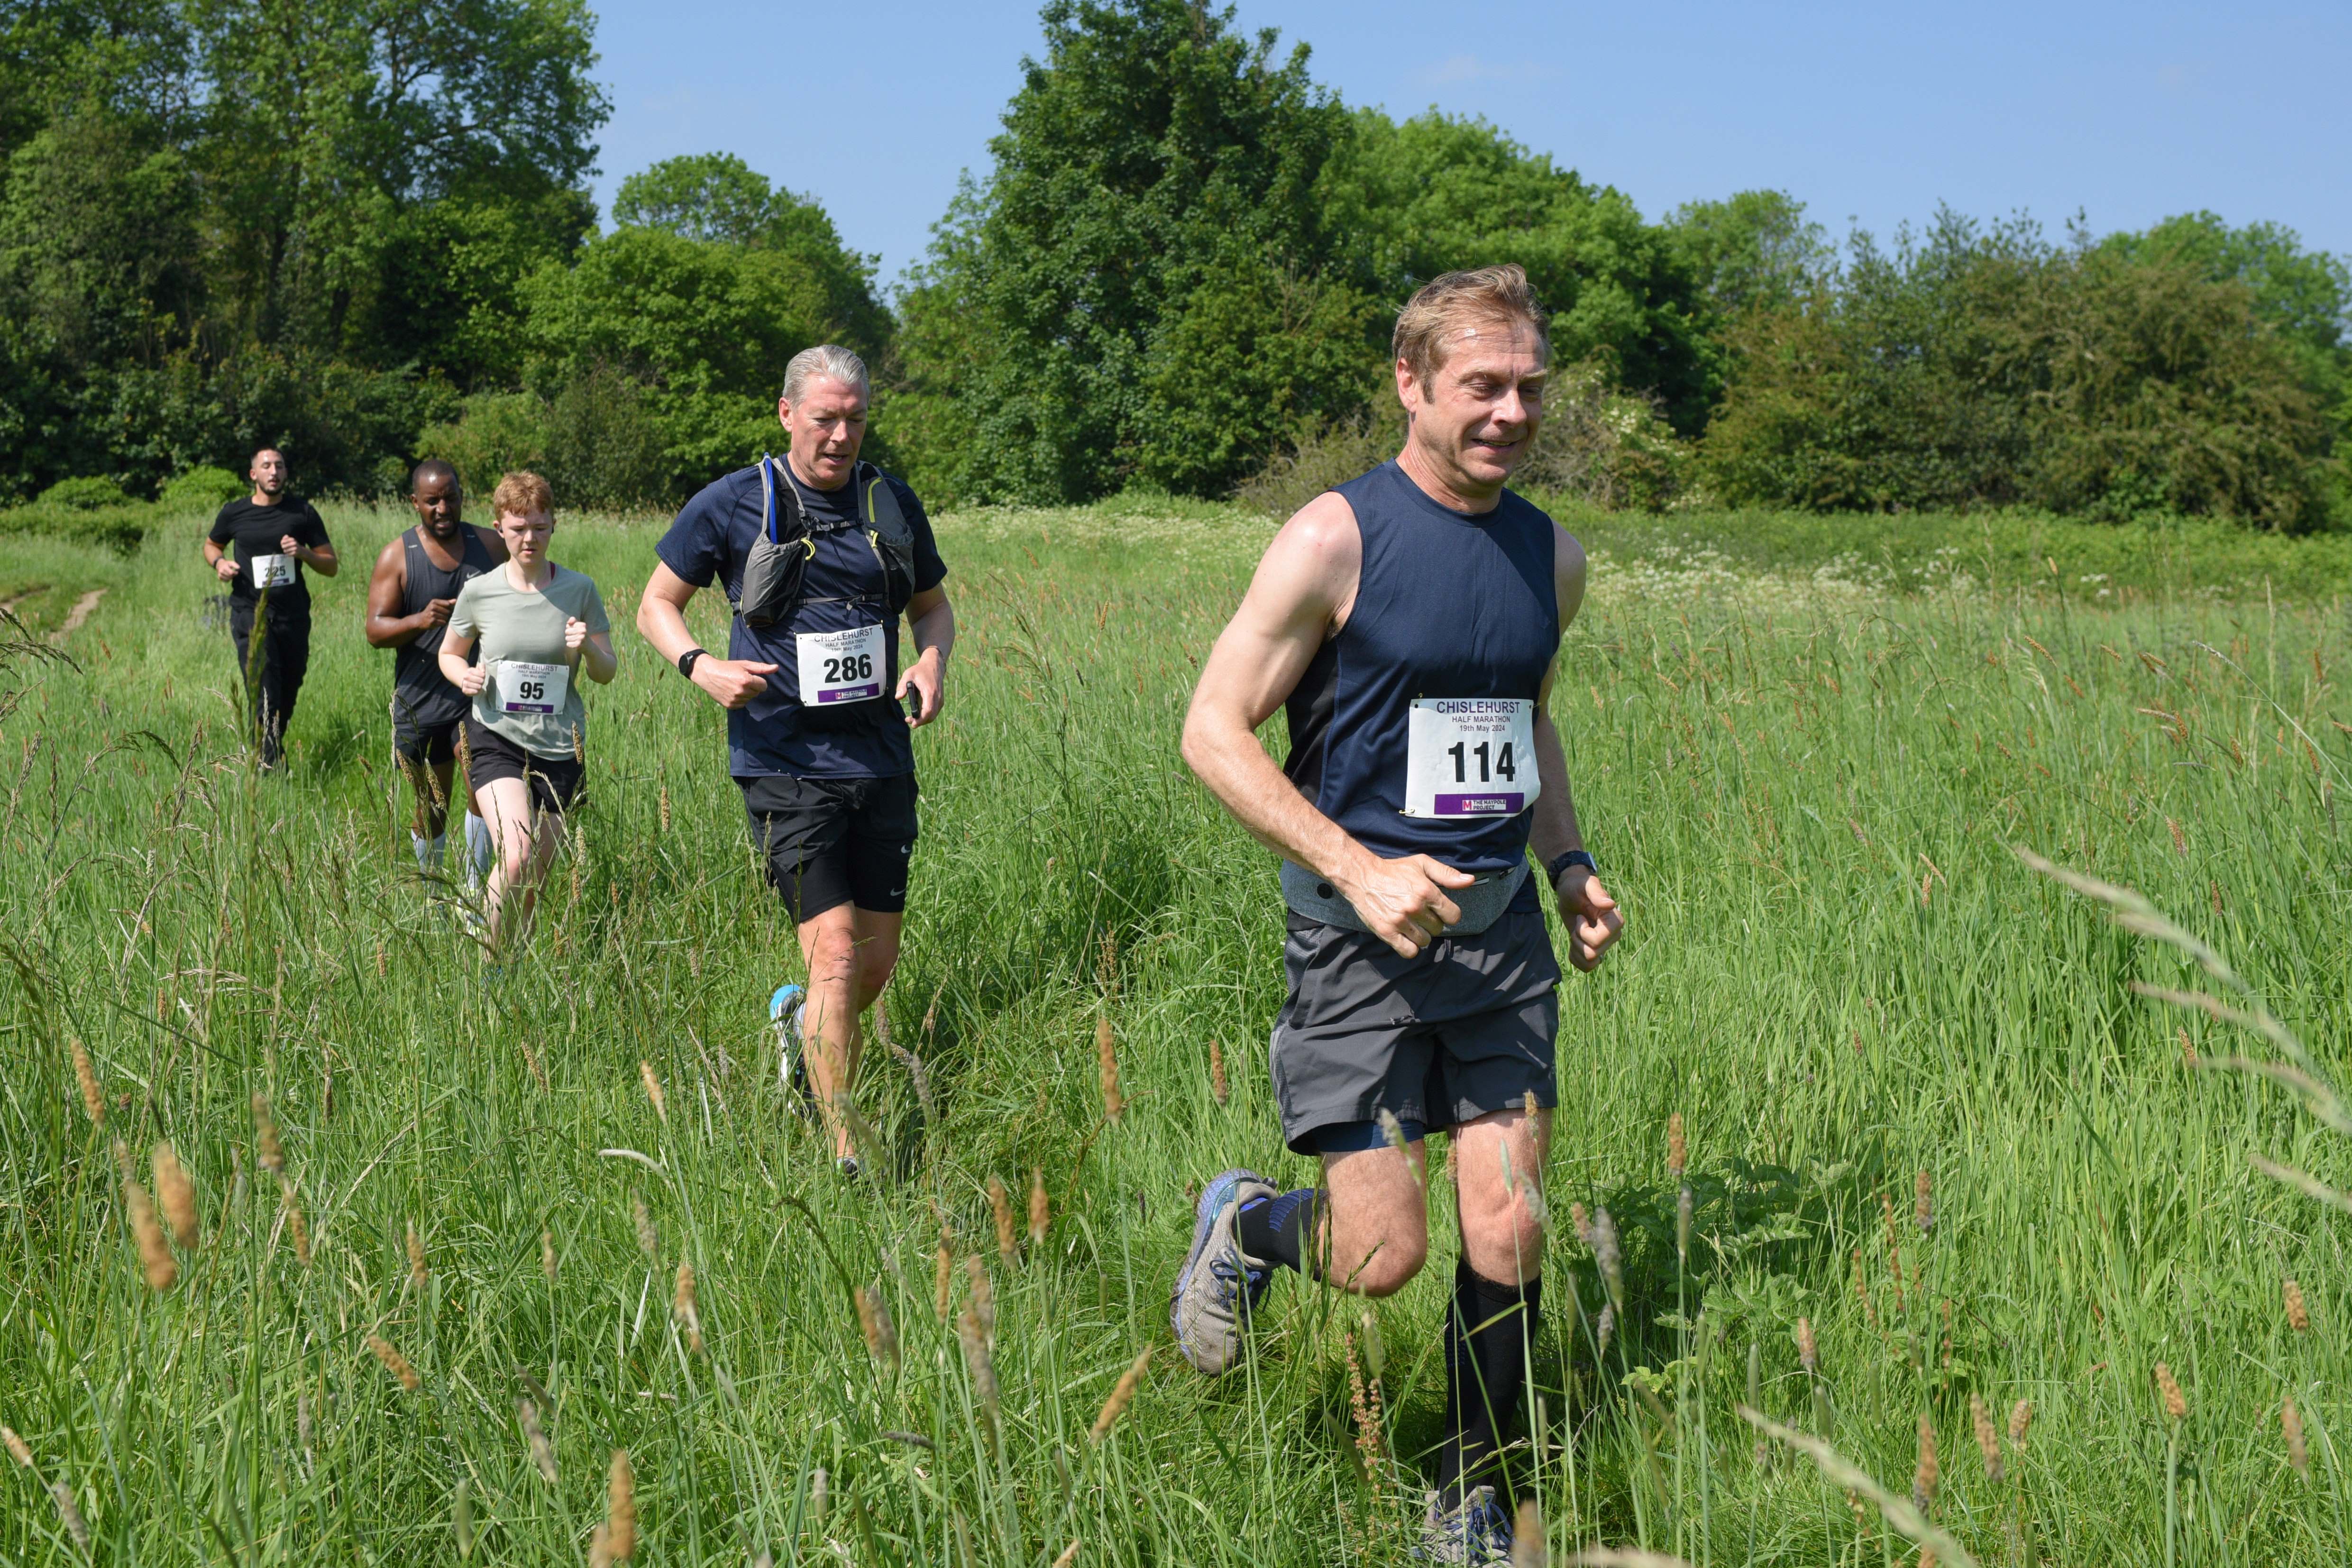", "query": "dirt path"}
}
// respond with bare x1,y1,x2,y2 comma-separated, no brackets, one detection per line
54,588,105,641
0,584,45,619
